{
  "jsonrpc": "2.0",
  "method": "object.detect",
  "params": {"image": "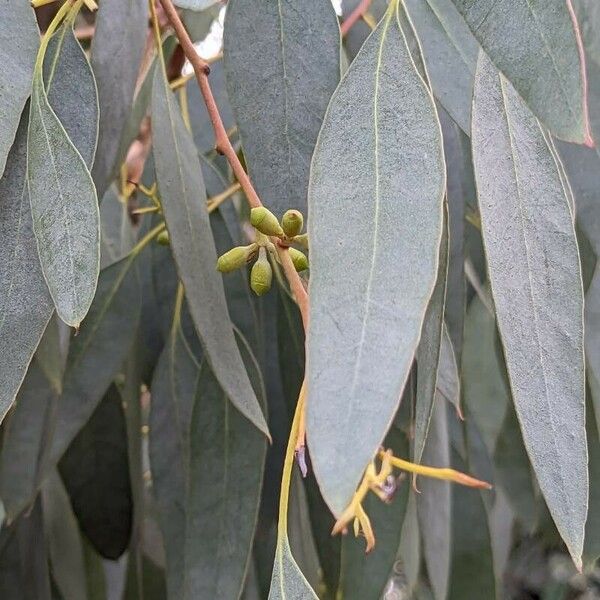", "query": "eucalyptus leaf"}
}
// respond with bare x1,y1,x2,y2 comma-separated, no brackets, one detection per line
414,210,448,466
268,530,319,600
59,384,133,560
44,22,99,168
41,471,88,600
450,0,592,144
404,0,478,133
461,291,508,454
91,0,147,197
417,399,451,600
447,451,496,600
339,430,410,600
48,255,142,470
0,0,38,178
183,351,266,600
472,52,587,567
151,59,268,437
28,28,100,328
0,109,53,423
306,1,445,515
223,0,341,216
